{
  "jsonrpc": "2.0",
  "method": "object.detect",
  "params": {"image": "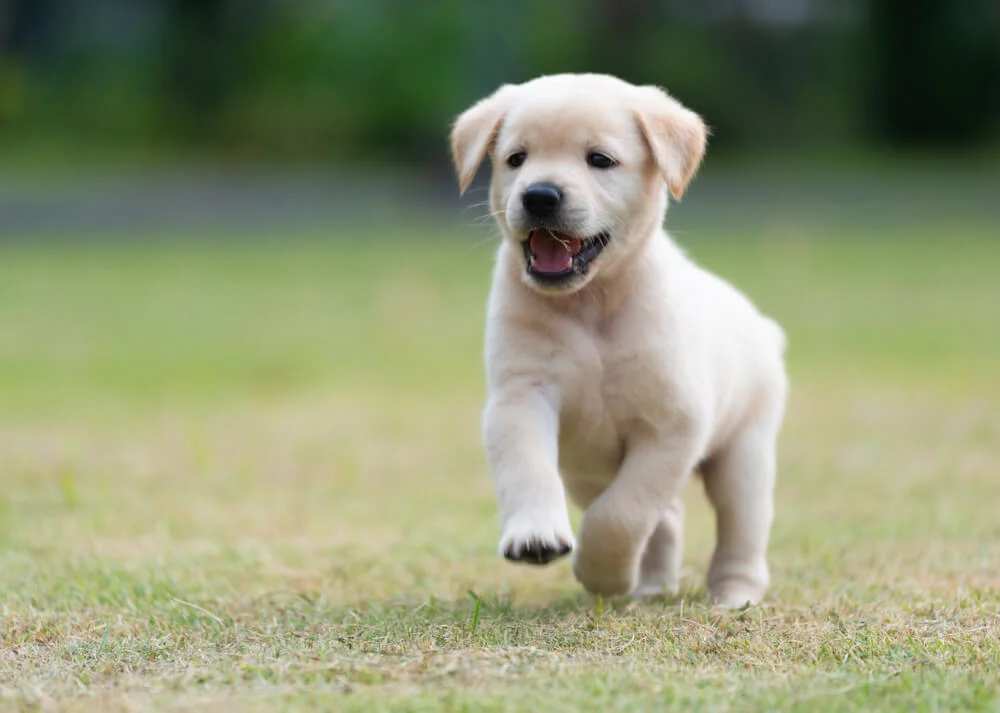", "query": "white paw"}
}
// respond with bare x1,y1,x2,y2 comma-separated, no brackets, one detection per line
499,512,575,566
570,499,641,596
630,578,680,600
709,581,766,608
708,560,769,608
